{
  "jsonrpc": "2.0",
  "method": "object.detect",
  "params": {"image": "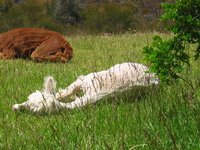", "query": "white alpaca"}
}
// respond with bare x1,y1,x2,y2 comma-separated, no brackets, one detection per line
12,62,159,113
